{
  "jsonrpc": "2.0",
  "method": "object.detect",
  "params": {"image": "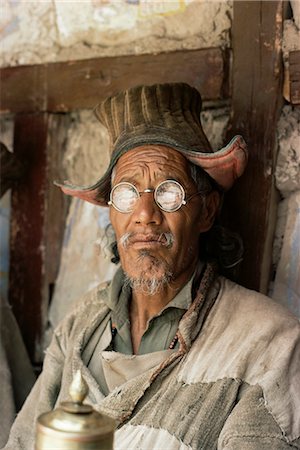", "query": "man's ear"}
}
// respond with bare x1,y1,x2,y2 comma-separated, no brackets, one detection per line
198,191,220,232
